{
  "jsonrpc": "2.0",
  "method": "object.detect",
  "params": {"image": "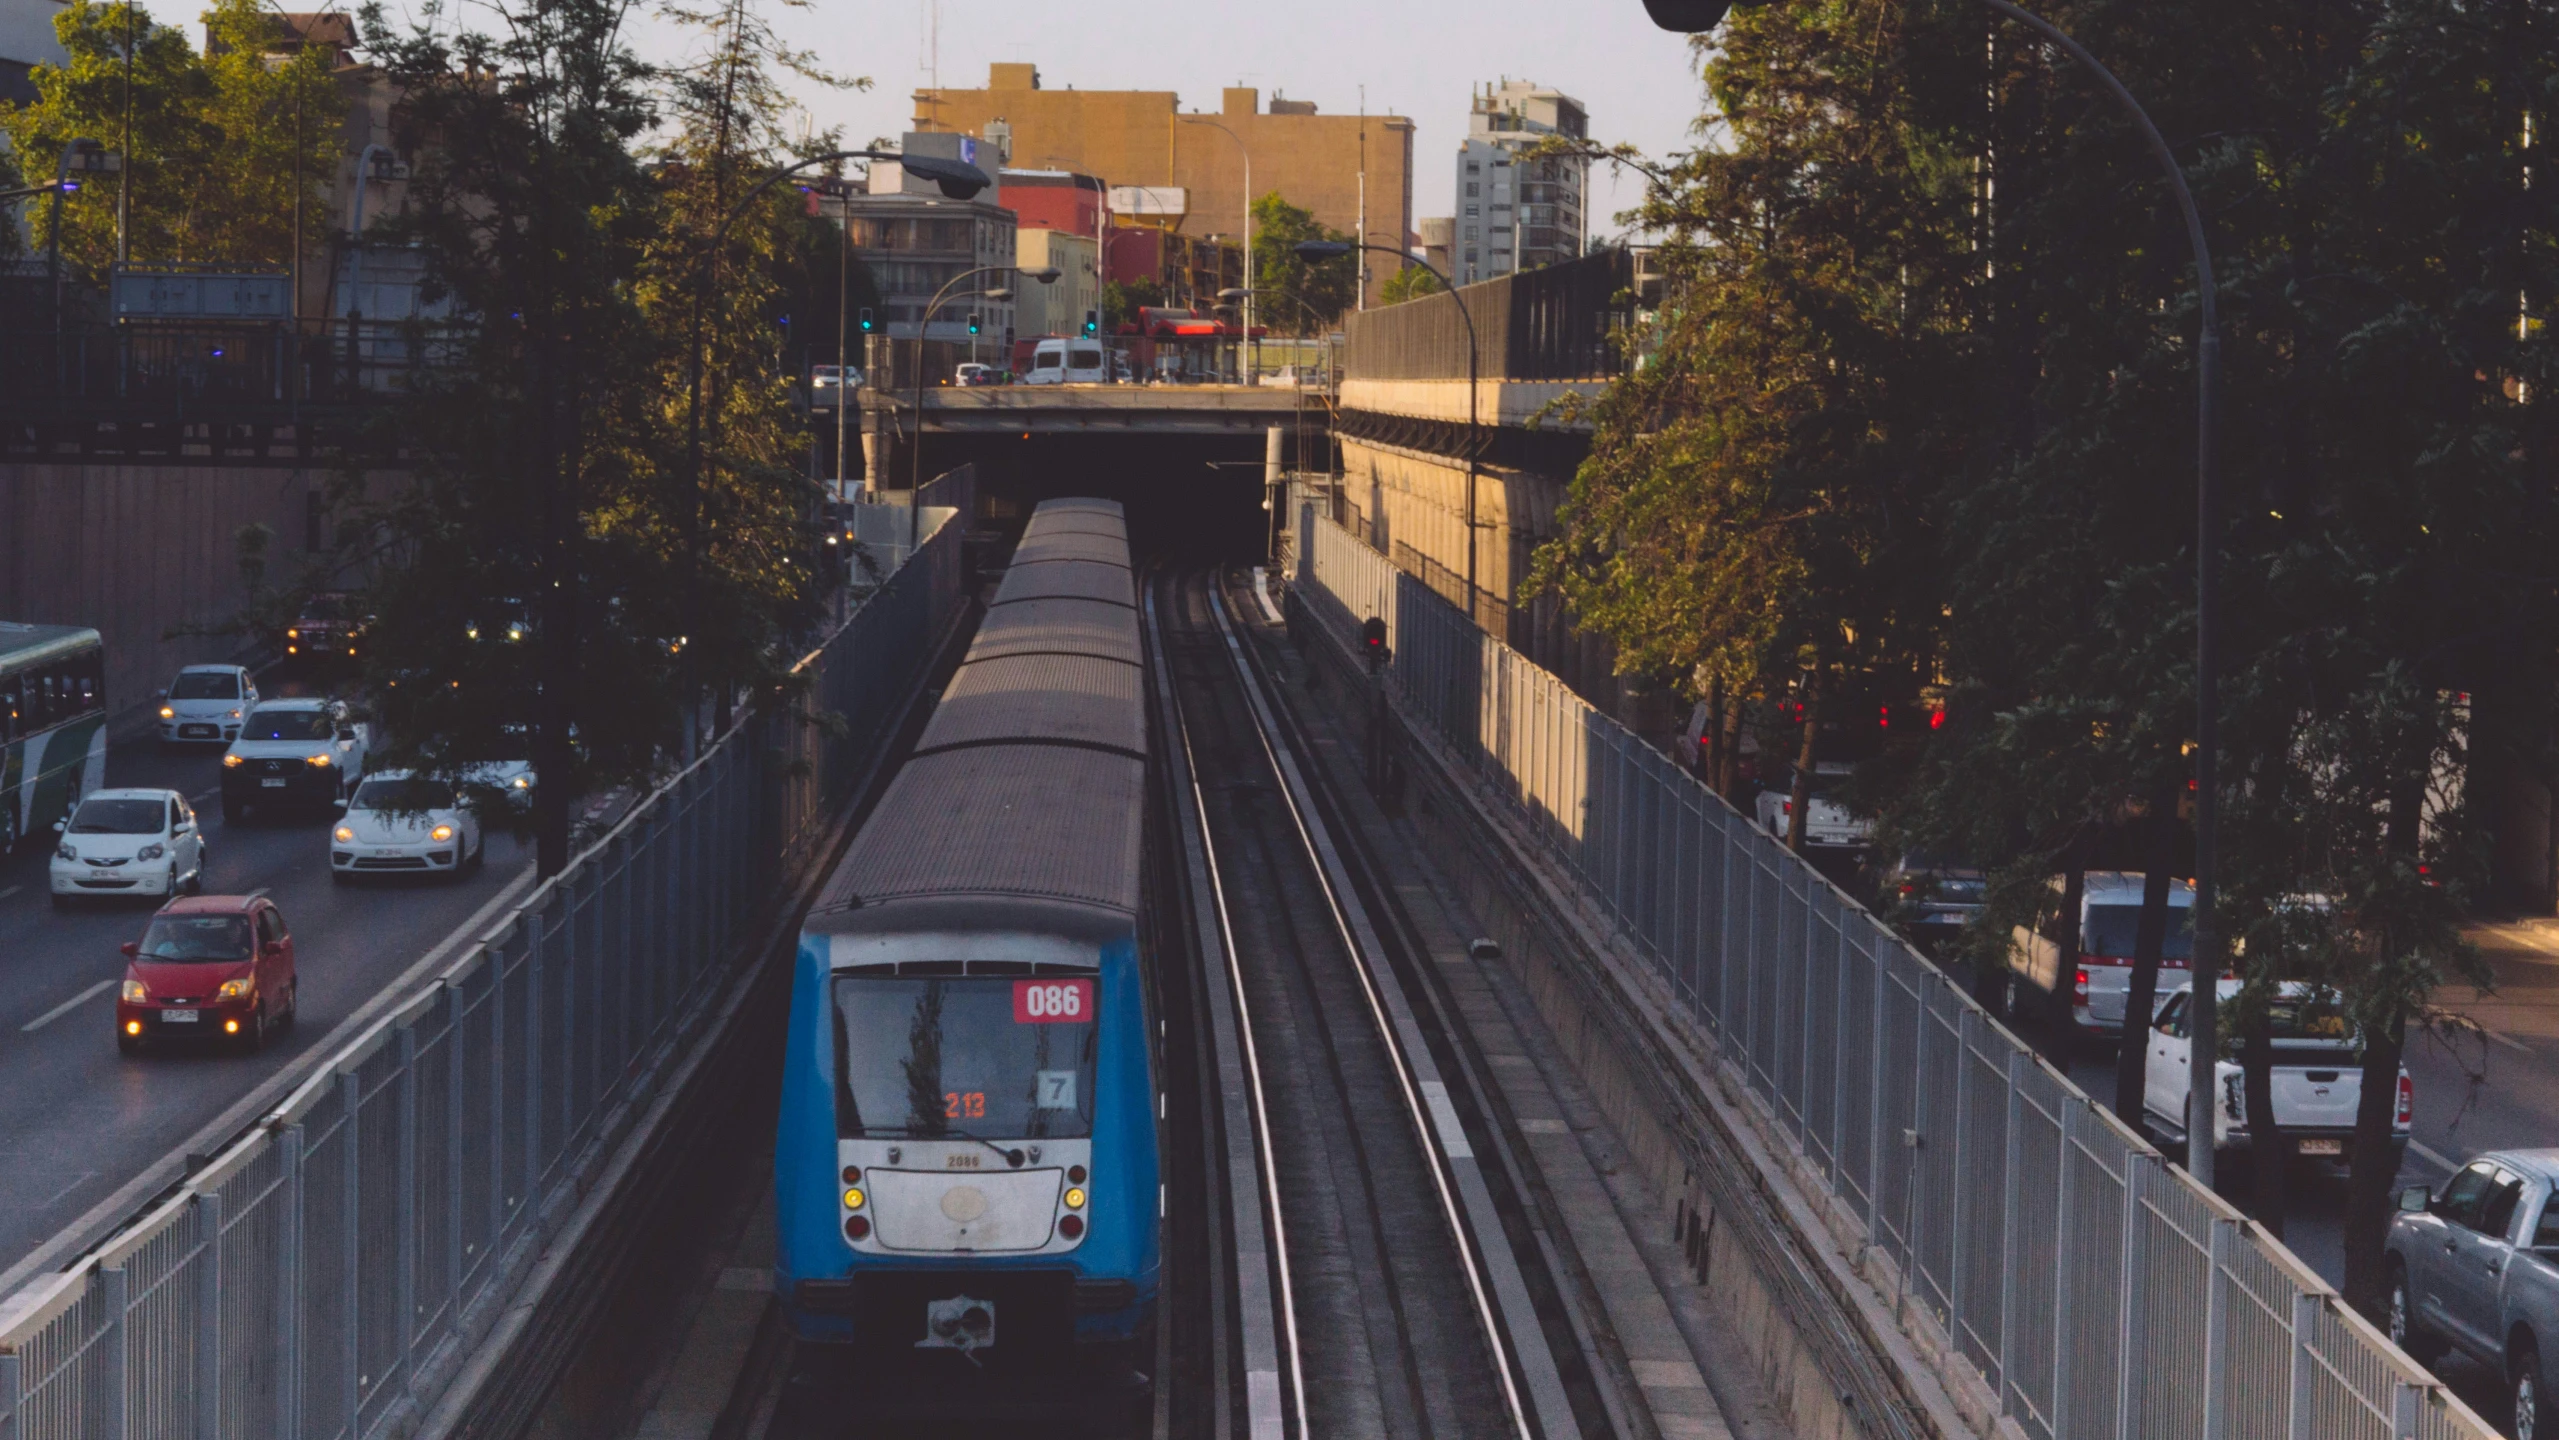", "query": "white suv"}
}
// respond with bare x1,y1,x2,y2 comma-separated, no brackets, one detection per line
156,665,257,745
51,789,207,907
